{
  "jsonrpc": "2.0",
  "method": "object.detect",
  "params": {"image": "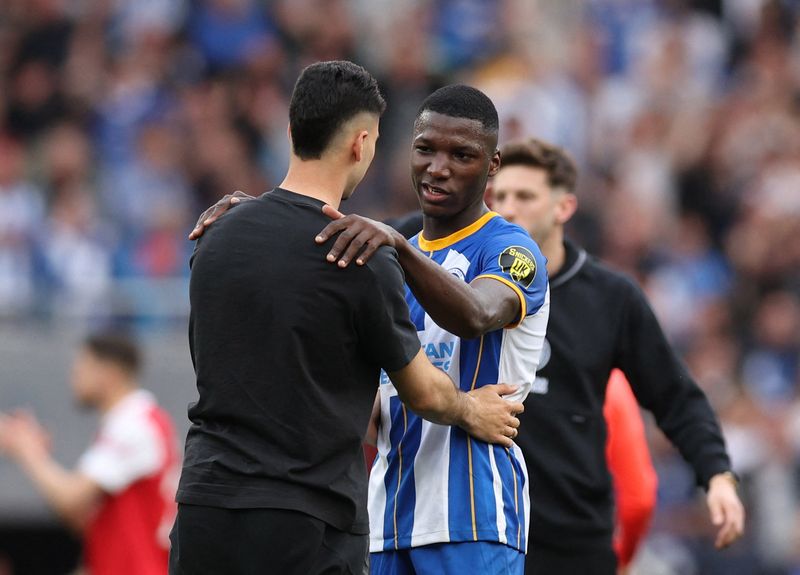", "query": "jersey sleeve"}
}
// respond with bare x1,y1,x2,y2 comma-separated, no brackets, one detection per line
474,225,549,328
359,246,421,372
604,370,657,567
77,412,164,494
